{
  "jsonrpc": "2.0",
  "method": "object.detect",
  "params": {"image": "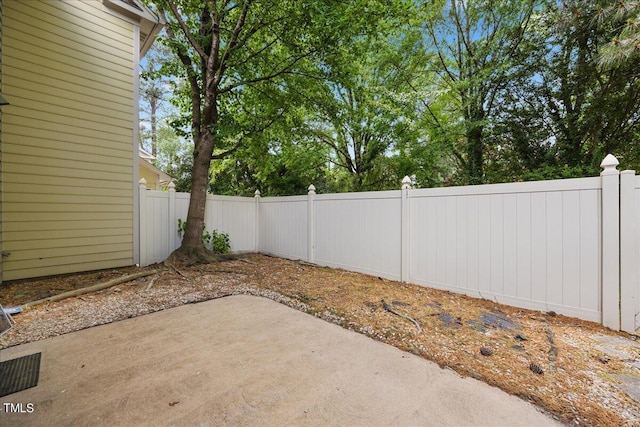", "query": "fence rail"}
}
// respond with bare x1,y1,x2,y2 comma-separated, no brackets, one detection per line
139,154,640,333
